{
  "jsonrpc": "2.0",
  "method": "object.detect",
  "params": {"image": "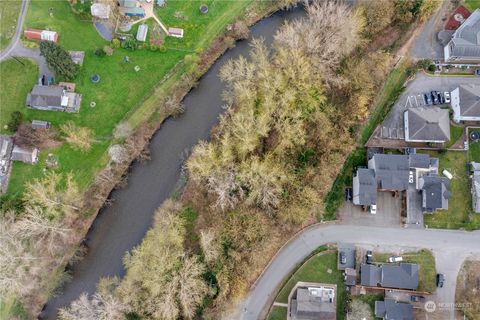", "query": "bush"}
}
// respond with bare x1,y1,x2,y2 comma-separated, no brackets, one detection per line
94,47,106,57
7,111,23,132
428,64,436,72
39,41,79,81
103,46,114,56
111,38,120,49
122,38,137,51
